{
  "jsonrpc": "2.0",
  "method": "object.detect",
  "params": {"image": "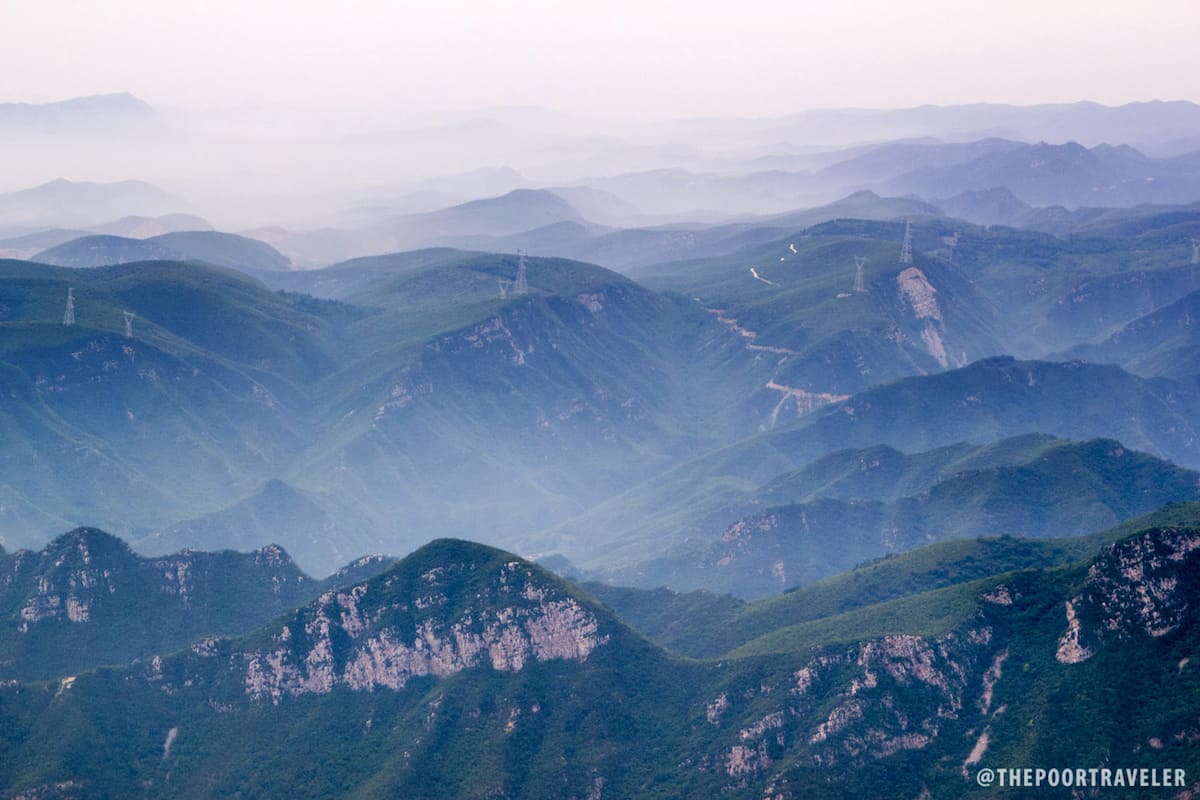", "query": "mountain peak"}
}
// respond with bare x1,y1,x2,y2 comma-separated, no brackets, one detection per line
0,92,152,113
0,529,397,682
454,187,583,219
45,526,134,561
401,536,516,569
251,542,296,567
240,539,613,702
